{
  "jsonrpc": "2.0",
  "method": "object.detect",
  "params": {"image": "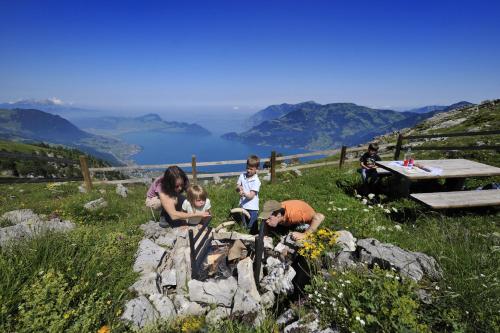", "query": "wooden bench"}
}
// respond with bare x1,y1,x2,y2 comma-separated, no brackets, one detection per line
410,190,500,209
